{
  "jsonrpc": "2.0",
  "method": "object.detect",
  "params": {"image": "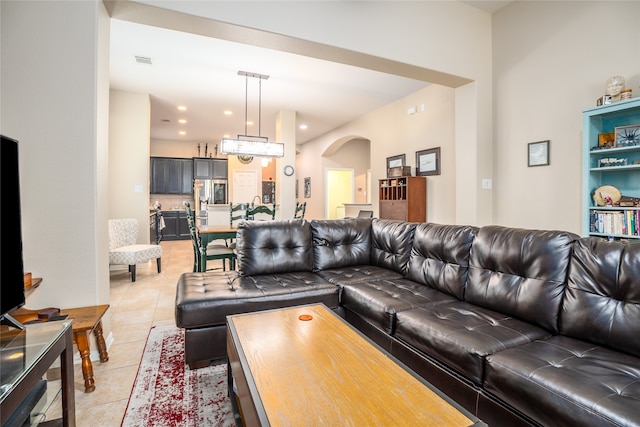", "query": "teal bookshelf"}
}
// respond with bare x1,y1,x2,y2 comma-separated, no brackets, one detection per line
582,97,640,239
